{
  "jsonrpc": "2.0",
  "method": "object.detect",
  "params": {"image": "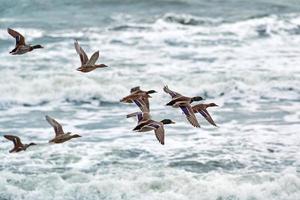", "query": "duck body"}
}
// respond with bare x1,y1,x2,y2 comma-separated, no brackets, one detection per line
46,115,81,144
4,135,36,153
77,64,108,73
8,28,43,55
49,132,81,143
128,112,175,145
120,86,157,112
134,119,175,145
167,96,193,107
166,95,203,107
74,40,108,73
164,86,203,107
